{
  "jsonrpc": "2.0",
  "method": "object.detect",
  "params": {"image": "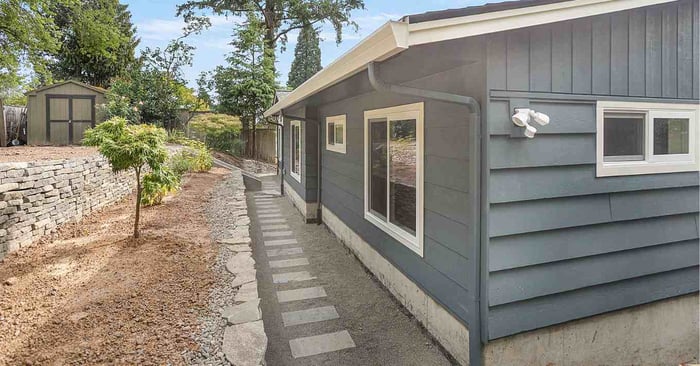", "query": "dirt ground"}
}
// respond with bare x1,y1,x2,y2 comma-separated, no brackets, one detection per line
212,151,277,176
0,167,228,365
0,146,99,163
